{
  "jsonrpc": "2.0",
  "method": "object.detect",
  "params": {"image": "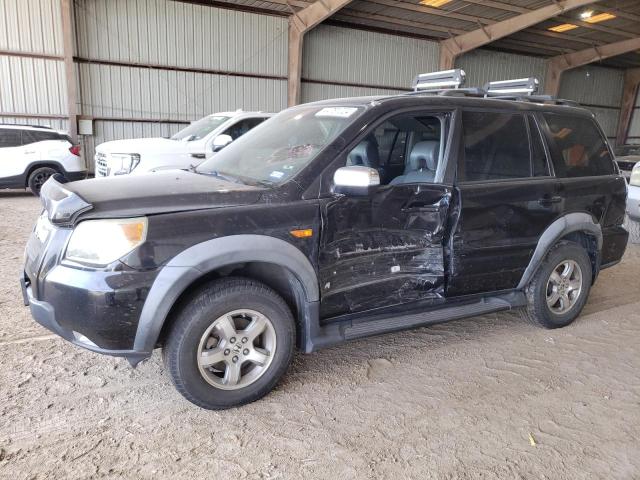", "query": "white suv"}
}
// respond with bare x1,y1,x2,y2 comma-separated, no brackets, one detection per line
0,124,86,195
94,111,272,177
